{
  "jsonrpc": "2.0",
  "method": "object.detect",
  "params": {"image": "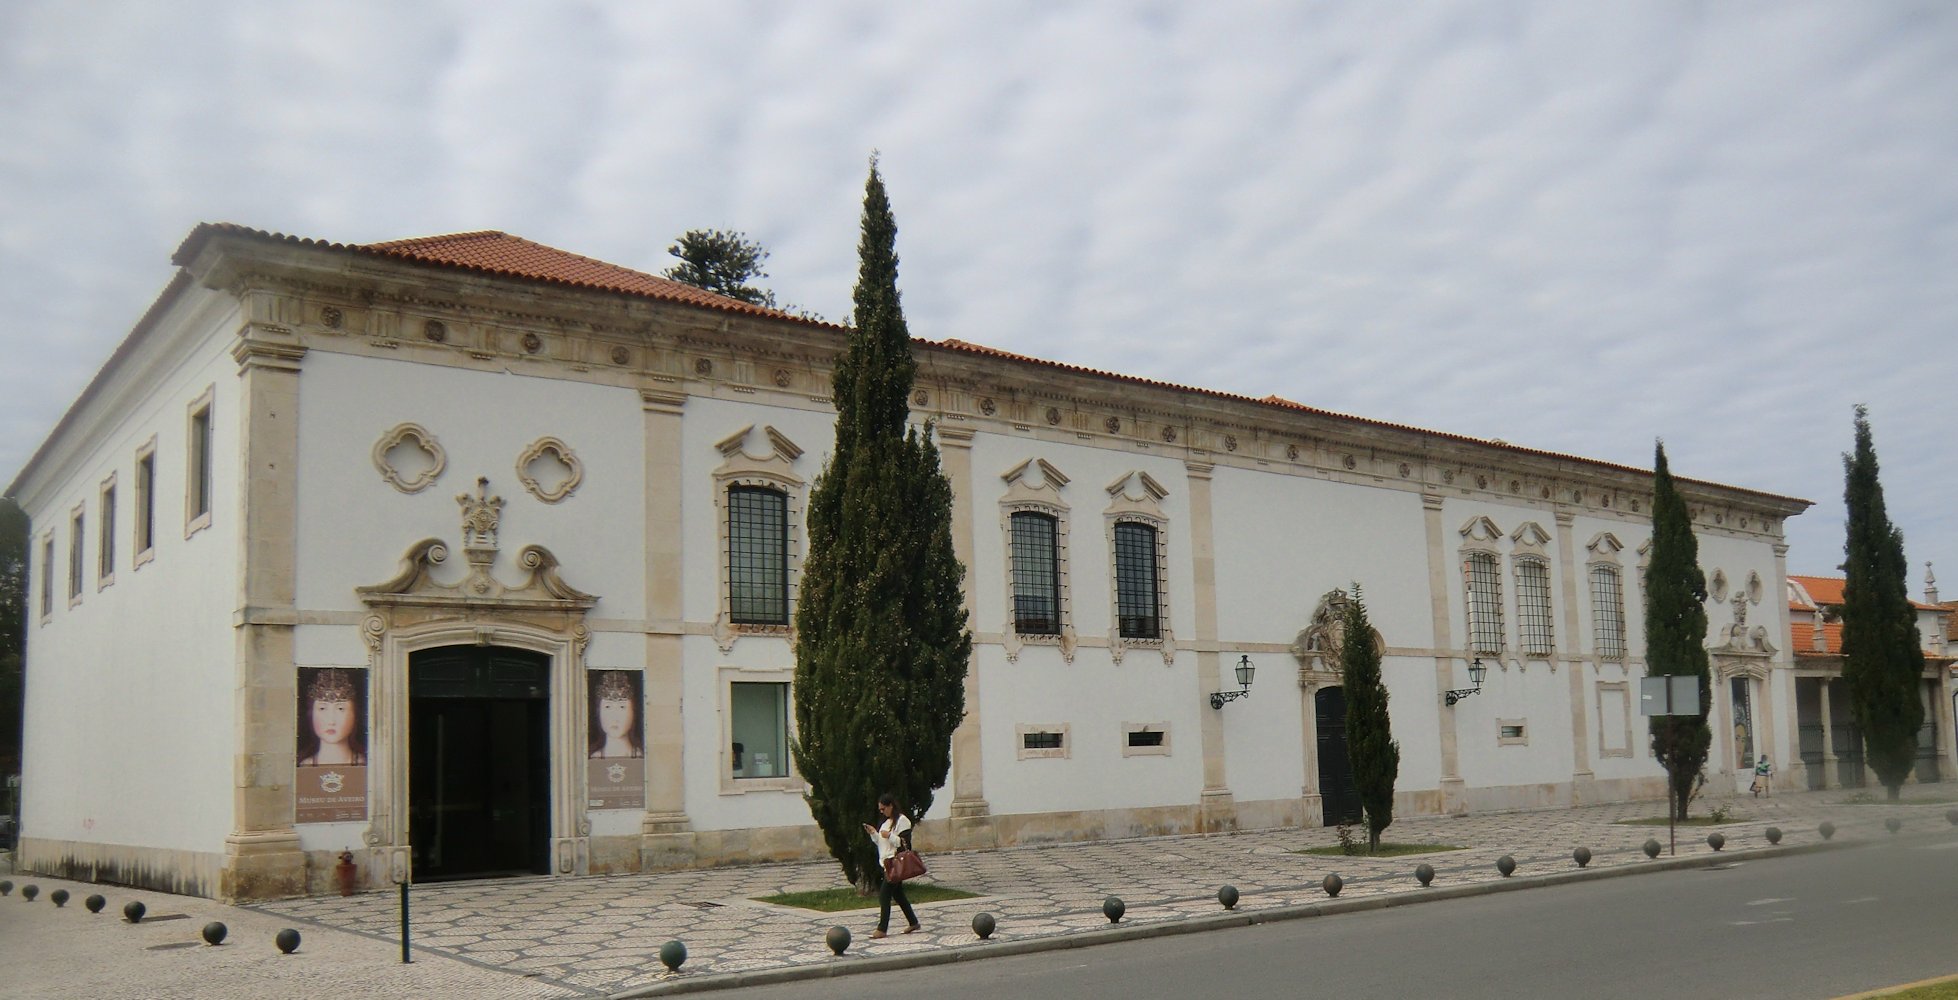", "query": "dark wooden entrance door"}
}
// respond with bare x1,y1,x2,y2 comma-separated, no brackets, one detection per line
1316,686,1363,826
408,646,551,882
